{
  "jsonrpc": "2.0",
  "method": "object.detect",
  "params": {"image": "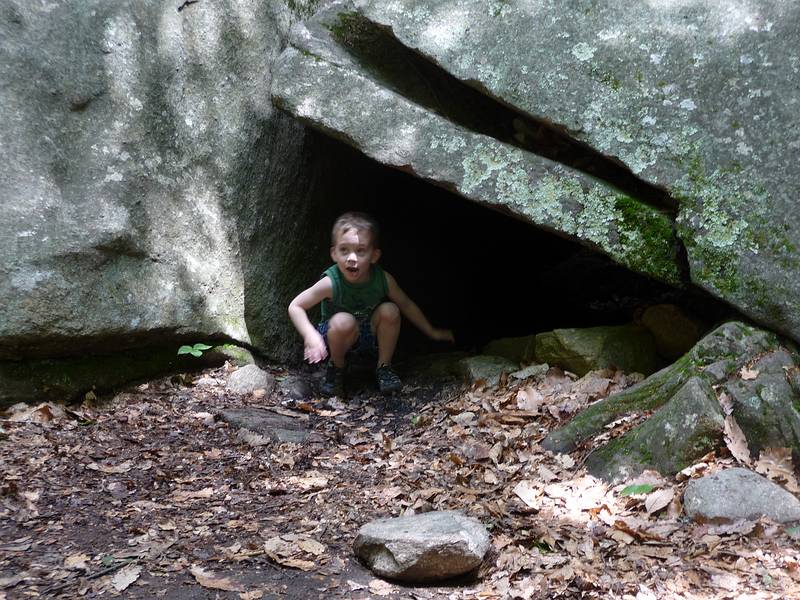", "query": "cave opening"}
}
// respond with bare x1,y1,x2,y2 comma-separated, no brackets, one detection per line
308,135,734,363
